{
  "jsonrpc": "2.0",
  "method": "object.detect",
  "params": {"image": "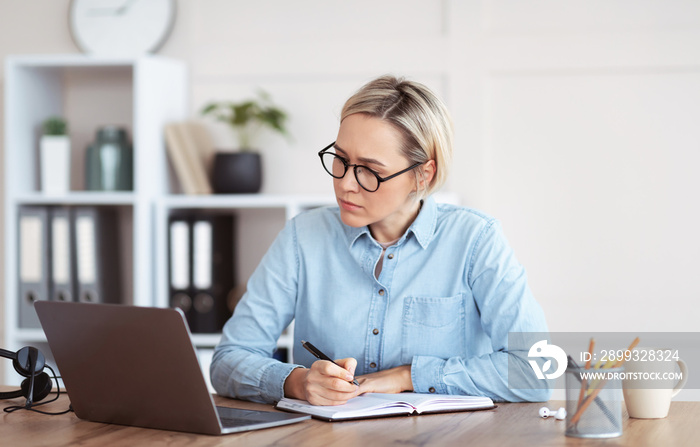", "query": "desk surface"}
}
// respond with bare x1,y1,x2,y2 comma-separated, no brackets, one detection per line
0,387,696,447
